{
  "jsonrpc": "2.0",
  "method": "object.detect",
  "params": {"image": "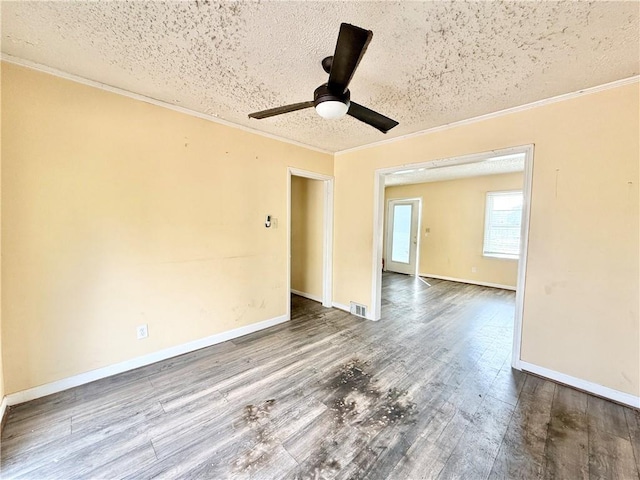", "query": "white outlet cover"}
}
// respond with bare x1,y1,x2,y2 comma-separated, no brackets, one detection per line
137,324,148,339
